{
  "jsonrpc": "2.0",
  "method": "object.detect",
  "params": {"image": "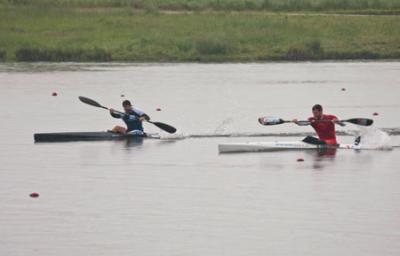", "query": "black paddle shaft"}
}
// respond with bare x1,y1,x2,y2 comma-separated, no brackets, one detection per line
344,118,374,126
79,96,108,109
259,116,373,127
